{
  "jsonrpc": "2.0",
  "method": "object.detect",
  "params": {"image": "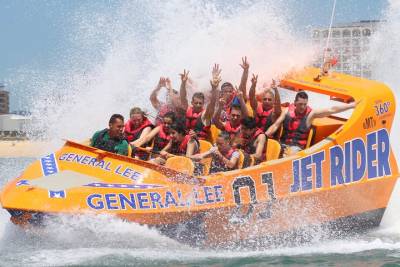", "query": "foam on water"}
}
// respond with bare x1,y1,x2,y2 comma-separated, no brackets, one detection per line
1,0,400,265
